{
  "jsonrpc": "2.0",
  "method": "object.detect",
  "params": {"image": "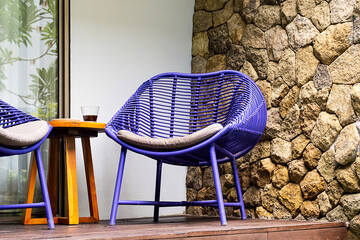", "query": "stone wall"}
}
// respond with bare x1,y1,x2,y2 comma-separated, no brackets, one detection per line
187,0,360,238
